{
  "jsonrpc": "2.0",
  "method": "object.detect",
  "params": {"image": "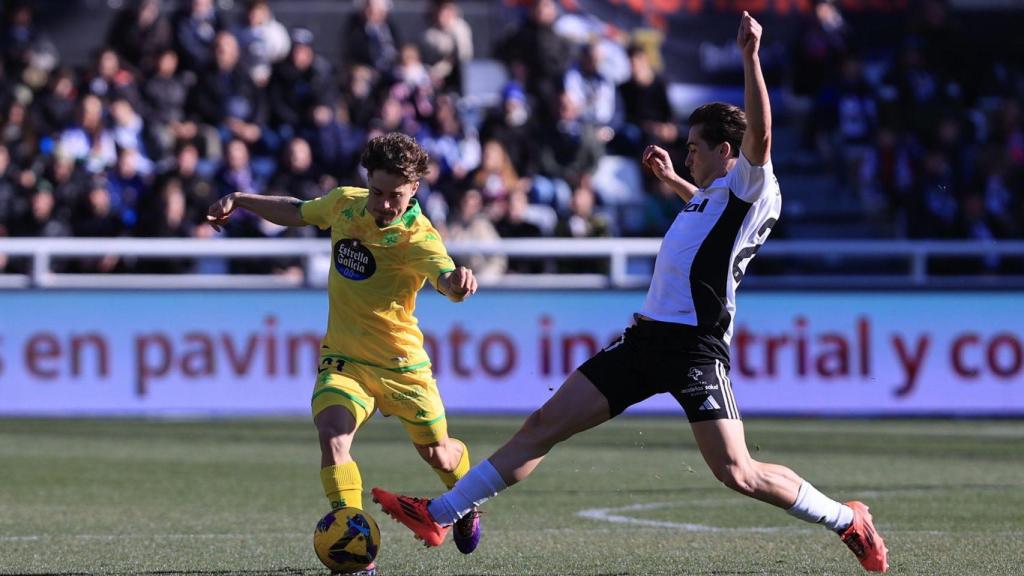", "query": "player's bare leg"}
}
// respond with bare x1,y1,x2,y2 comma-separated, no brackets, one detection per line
373,371,611,546
315,406,363,509
692,419,888,572
488,370,612,485
691,419,802,507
